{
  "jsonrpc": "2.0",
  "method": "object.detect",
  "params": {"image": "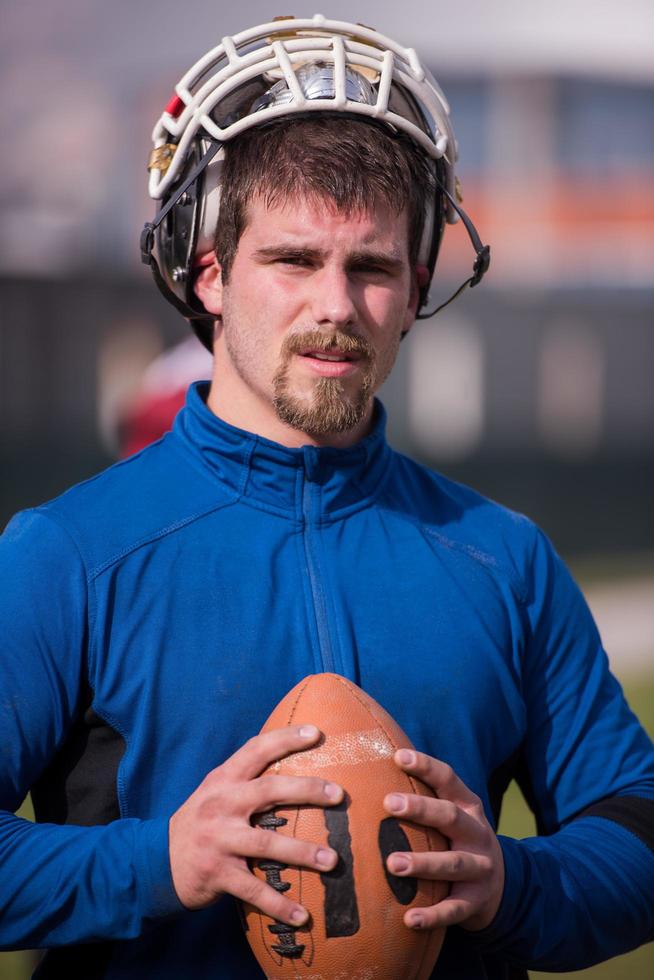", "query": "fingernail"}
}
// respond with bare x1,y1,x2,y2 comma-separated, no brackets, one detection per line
409,913,424,929
324,782,342,800
316,848,336,868
387,793,406,813
299,725,319,738
291,907,307,925
389,855,410,873
397,749,415,766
